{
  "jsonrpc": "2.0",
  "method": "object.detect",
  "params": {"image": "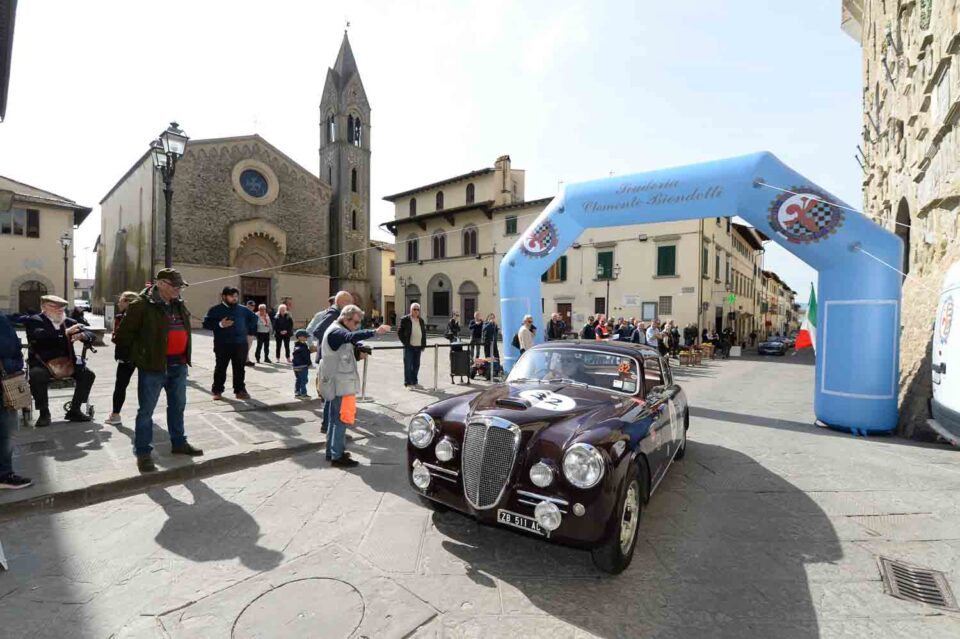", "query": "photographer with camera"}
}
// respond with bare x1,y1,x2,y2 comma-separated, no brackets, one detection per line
319,305,389,468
